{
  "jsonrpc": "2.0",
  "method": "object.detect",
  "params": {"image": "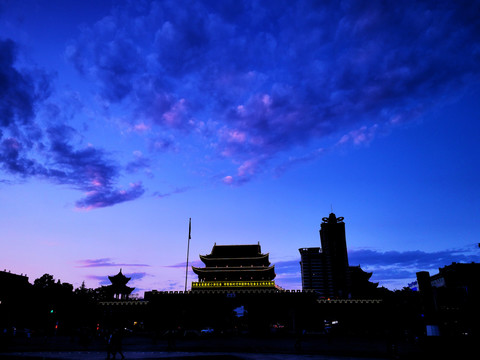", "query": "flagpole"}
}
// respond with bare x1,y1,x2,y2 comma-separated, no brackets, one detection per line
185,218,191,292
